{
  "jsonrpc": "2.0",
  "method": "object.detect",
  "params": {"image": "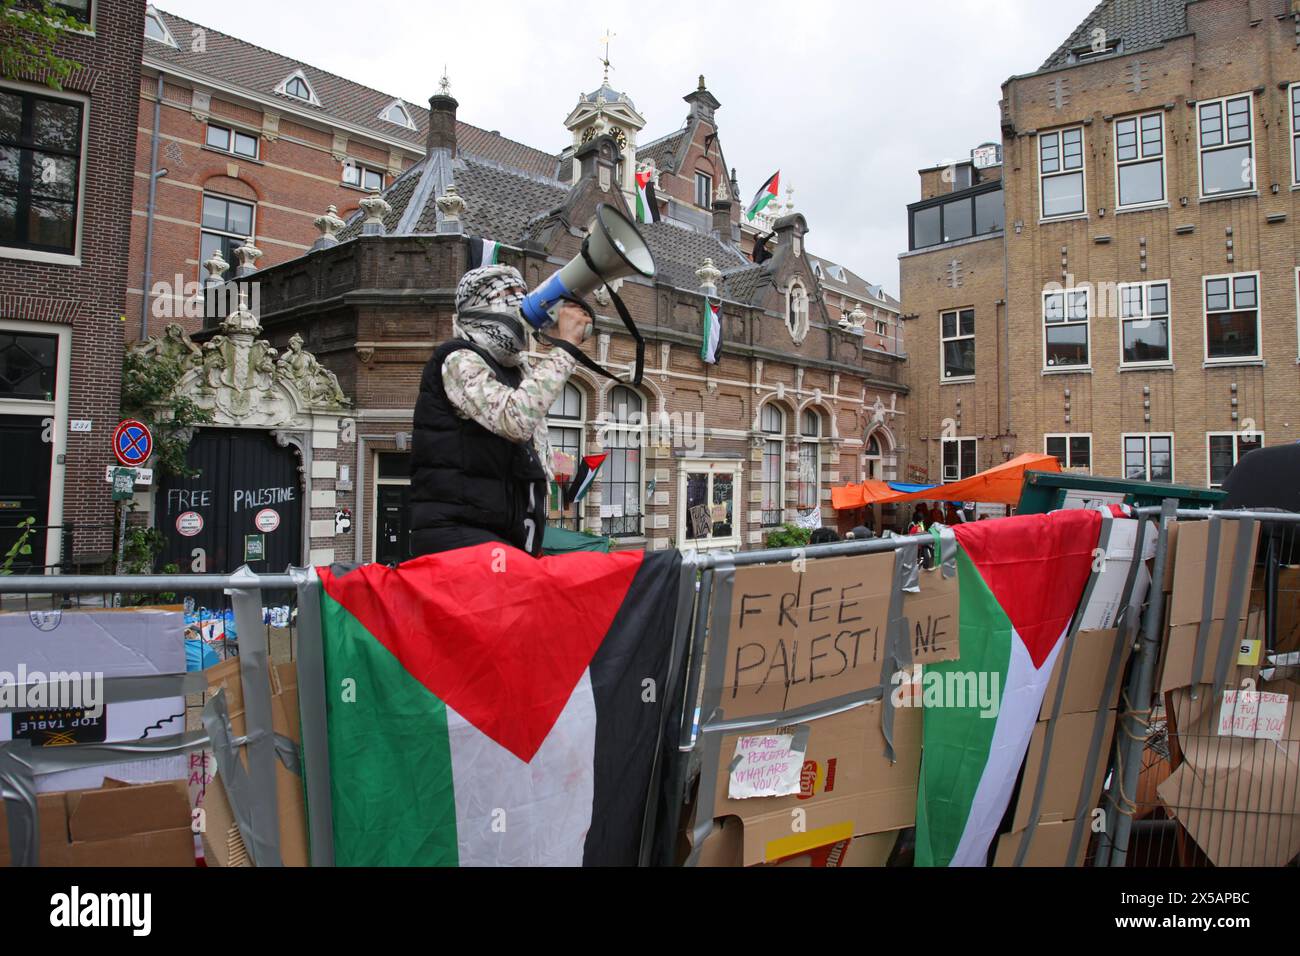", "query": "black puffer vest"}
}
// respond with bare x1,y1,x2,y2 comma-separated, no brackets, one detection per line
410,340,548,557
